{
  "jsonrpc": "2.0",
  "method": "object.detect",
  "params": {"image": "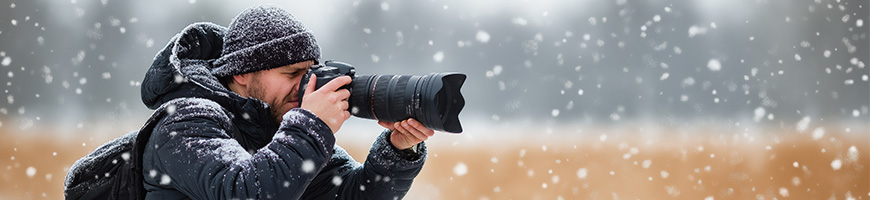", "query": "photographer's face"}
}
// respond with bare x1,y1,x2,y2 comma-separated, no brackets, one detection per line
245,61,314,123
